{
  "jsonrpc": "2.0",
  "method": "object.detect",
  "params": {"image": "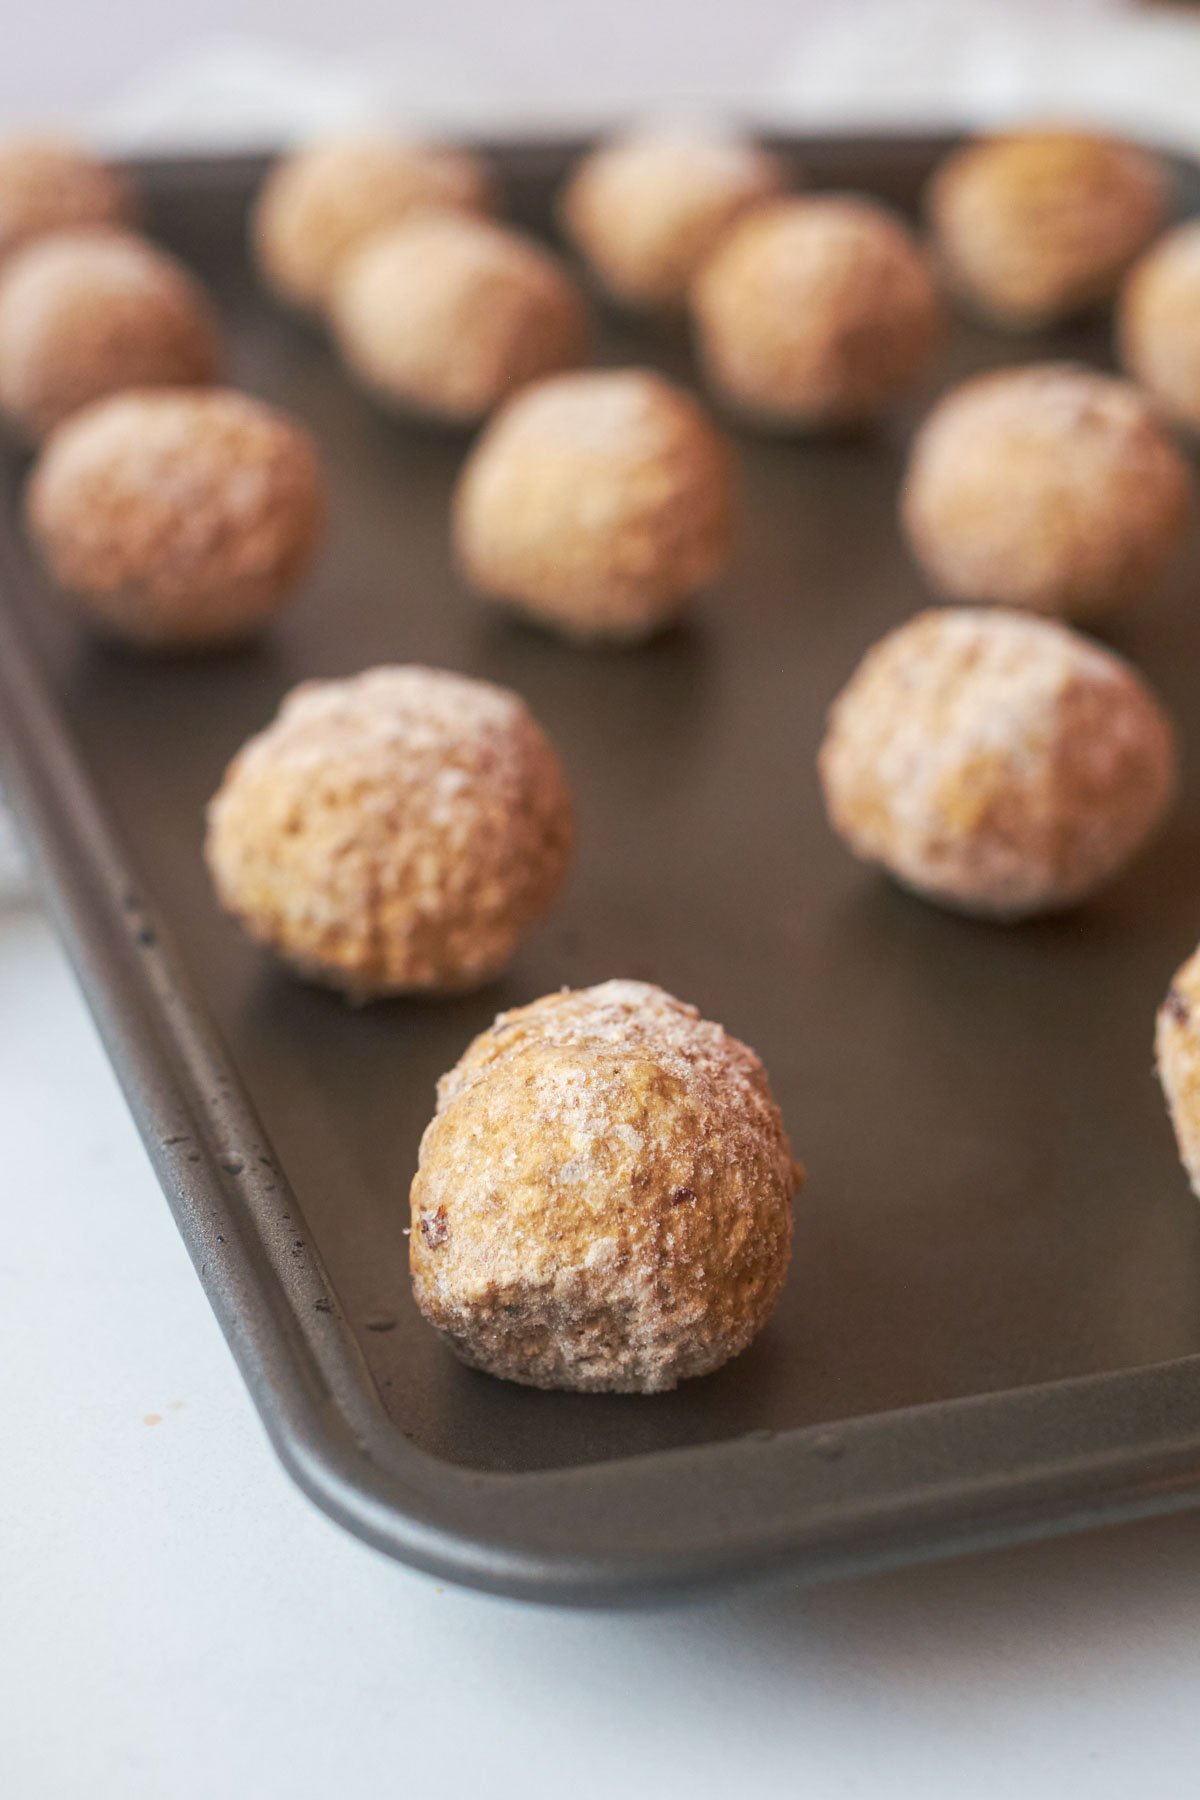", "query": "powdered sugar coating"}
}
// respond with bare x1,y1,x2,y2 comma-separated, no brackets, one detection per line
928,129,1168,330
560,126,787,310
902,364,1193,621
329,211,589,424
252,133,494,312
0,227,221,441
1120,221,1200,434
819,607,1177,919
1157,947,1200,1198
411,980,799,1392
453,367,736,640
205,666,574,997
0,137,133,266
690,194,943,429
27,387,323,647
